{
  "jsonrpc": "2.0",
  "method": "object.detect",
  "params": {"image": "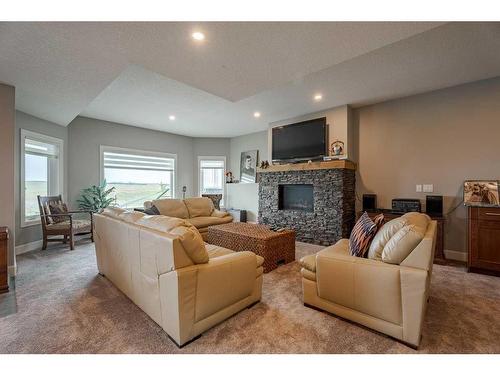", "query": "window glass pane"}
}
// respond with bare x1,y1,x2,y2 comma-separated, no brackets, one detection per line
25,153,48,220
104,151,175,208
199,158,225,206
